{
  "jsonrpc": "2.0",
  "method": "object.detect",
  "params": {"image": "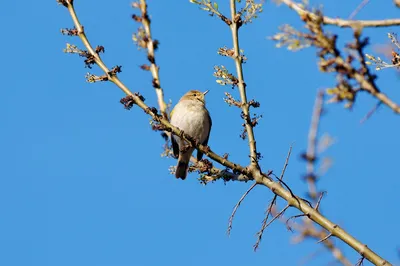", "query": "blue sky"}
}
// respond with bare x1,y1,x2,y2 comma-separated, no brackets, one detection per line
1,1,399,265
